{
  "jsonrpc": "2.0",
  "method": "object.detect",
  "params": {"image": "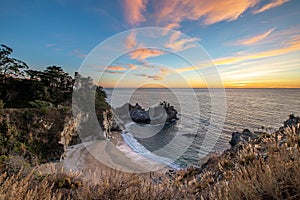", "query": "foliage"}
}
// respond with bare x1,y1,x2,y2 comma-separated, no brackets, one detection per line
29,100,53,114
0,99,4,116
0,44,28,79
